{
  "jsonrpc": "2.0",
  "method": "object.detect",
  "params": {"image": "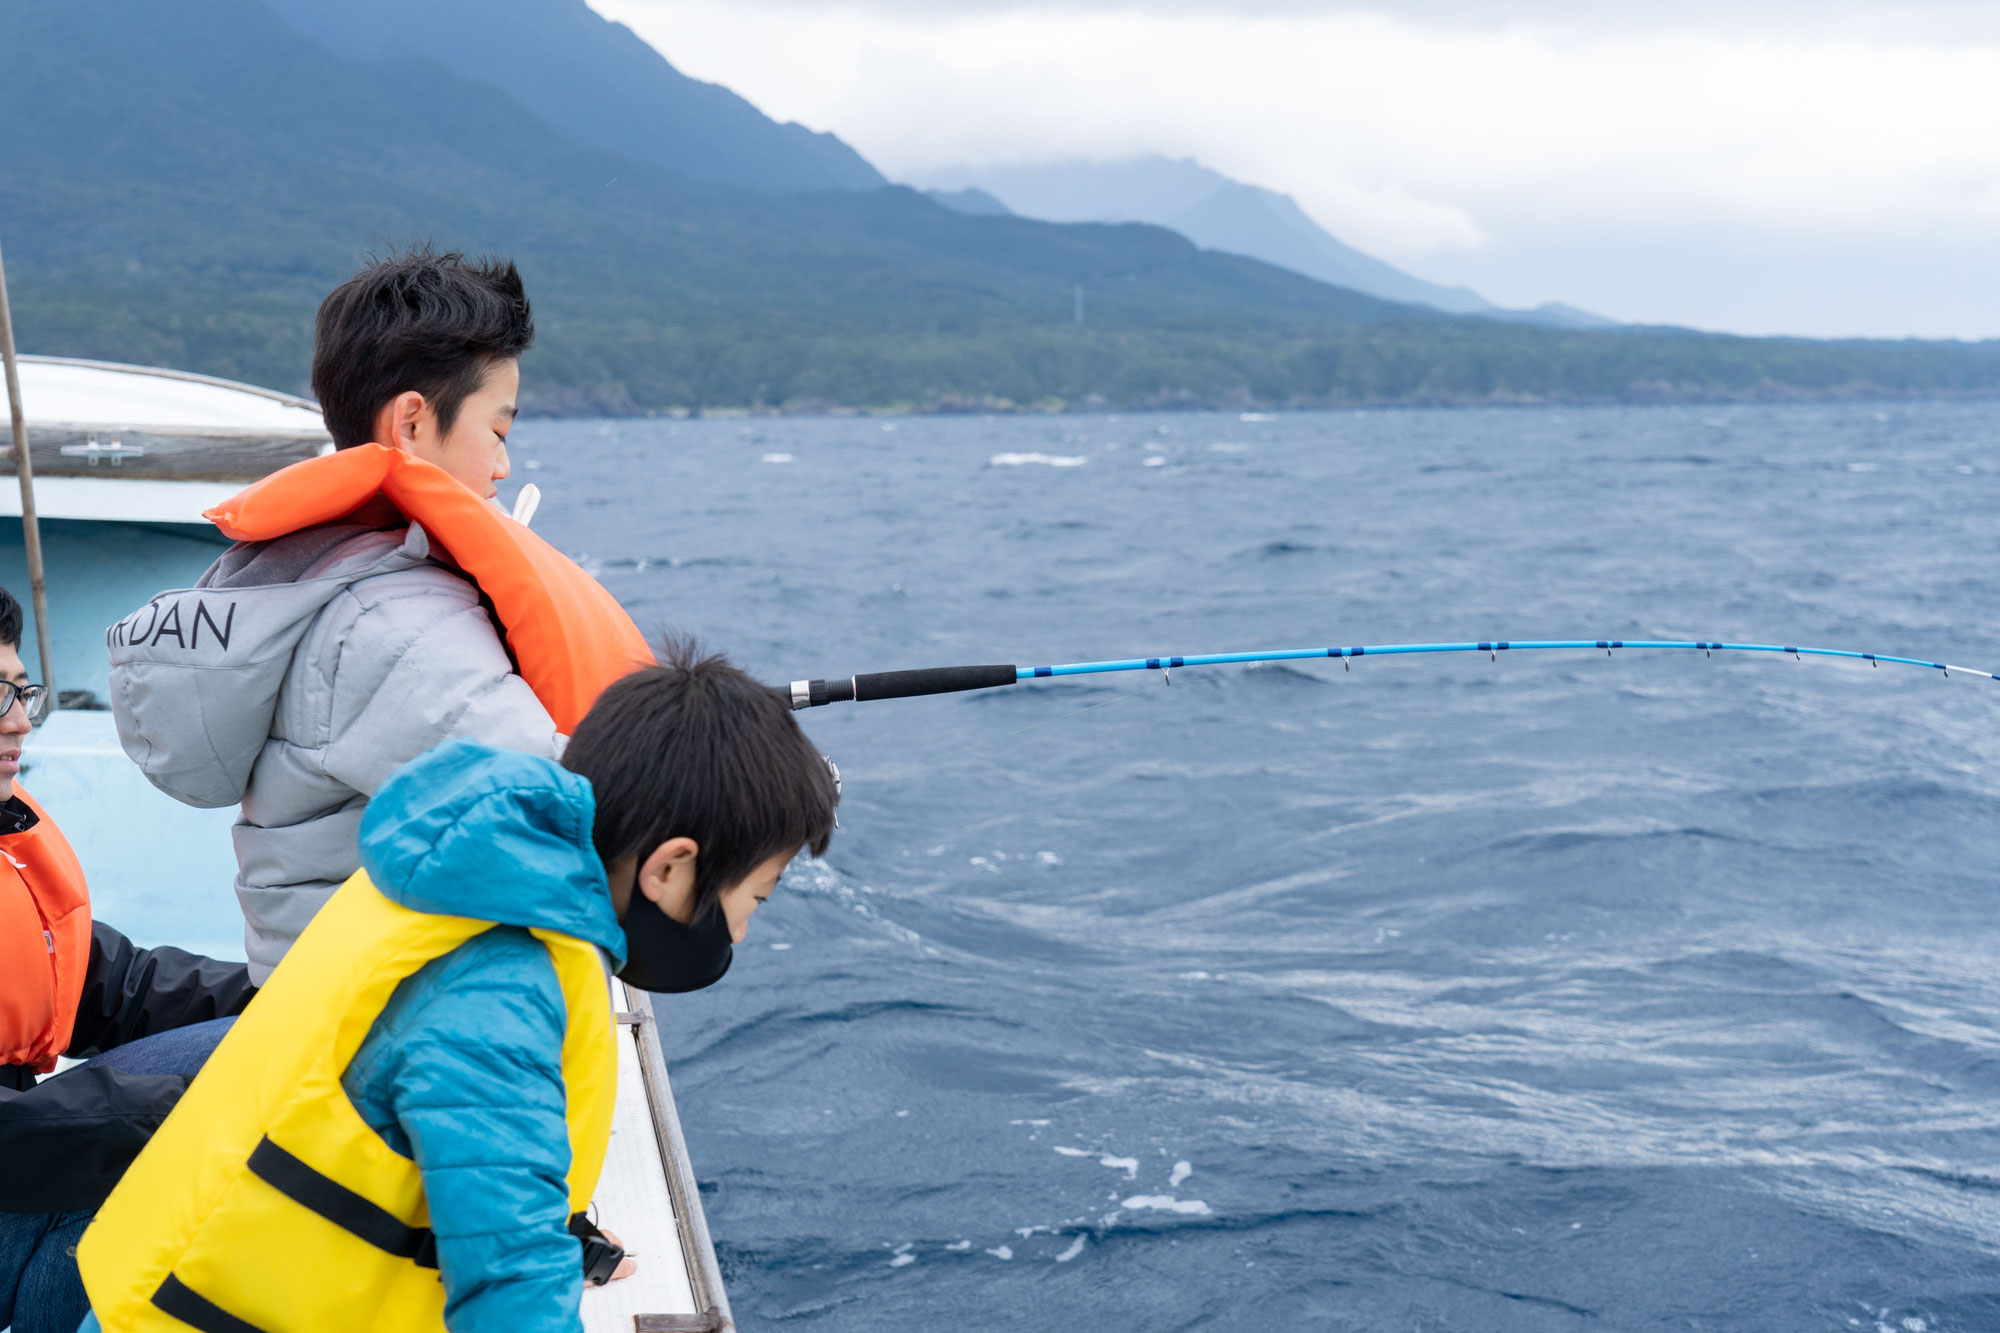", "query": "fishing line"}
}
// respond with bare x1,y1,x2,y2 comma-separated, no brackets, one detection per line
862,683,1153,789
990,682,1152,742
789,637,1998,710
